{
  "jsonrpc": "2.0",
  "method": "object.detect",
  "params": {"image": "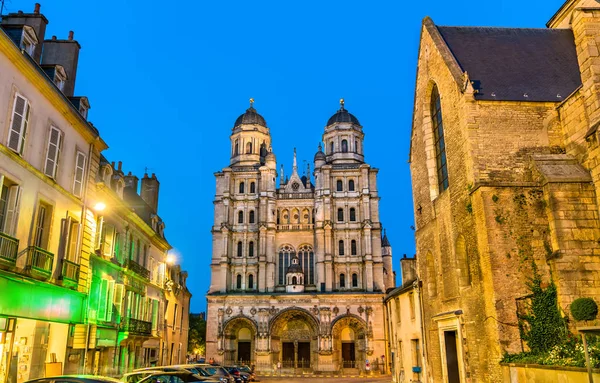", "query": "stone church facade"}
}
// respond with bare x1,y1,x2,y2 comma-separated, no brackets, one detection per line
410,0,600,382
206,101,394,372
